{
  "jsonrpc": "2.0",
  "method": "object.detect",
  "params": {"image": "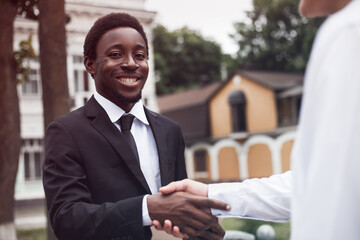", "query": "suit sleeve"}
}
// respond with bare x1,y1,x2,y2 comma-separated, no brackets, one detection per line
174,124,187,181
43,121,146,240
